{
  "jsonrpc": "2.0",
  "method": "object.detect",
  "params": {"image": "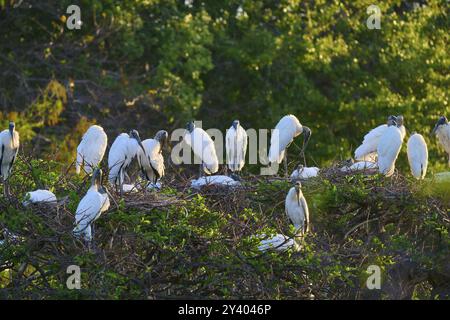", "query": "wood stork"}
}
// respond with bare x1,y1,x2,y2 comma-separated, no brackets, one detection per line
73,169,110,242
407,133,428,179
377,118,404,177
290,164,319,180
0,121,19,197
225,120,247,175
258,233,296,252
268,115,311,177
191,175,241,189
76,125,108,175
184,121,219,176
108,129,146,195
285,181,310,234
23,190,57,206
137,130,168,185
355,115,406,161
432,116,450,166
340,158,378,172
